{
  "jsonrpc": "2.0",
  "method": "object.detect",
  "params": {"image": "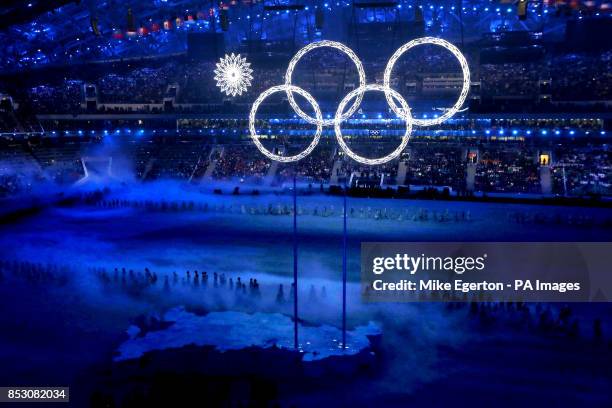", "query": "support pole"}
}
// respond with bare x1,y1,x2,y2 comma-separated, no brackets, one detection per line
293,170,299,350
342,180,347,350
